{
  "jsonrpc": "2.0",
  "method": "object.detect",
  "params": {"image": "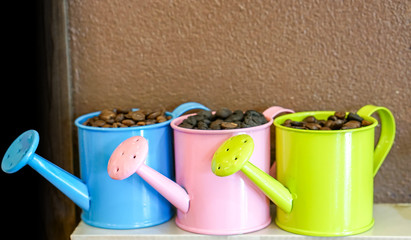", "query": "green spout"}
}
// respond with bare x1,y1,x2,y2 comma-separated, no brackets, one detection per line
211,134,293,213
